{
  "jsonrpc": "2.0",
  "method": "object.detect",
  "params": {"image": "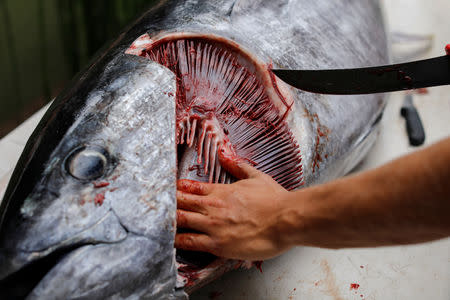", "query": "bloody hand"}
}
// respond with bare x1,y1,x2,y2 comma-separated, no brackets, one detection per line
175,151,292,260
